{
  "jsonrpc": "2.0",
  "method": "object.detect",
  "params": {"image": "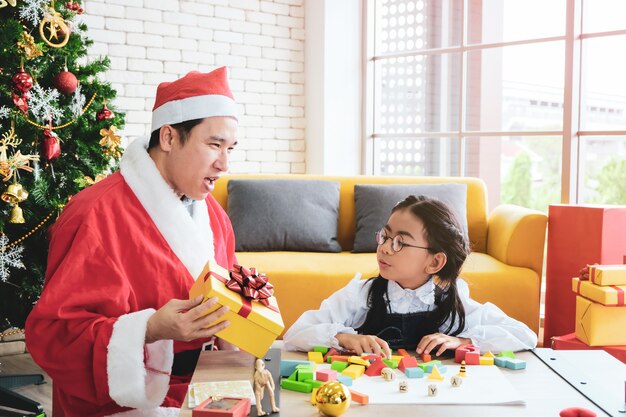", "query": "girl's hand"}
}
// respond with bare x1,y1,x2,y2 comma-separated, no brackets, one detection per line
416,333,471,356
335,333,391,359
